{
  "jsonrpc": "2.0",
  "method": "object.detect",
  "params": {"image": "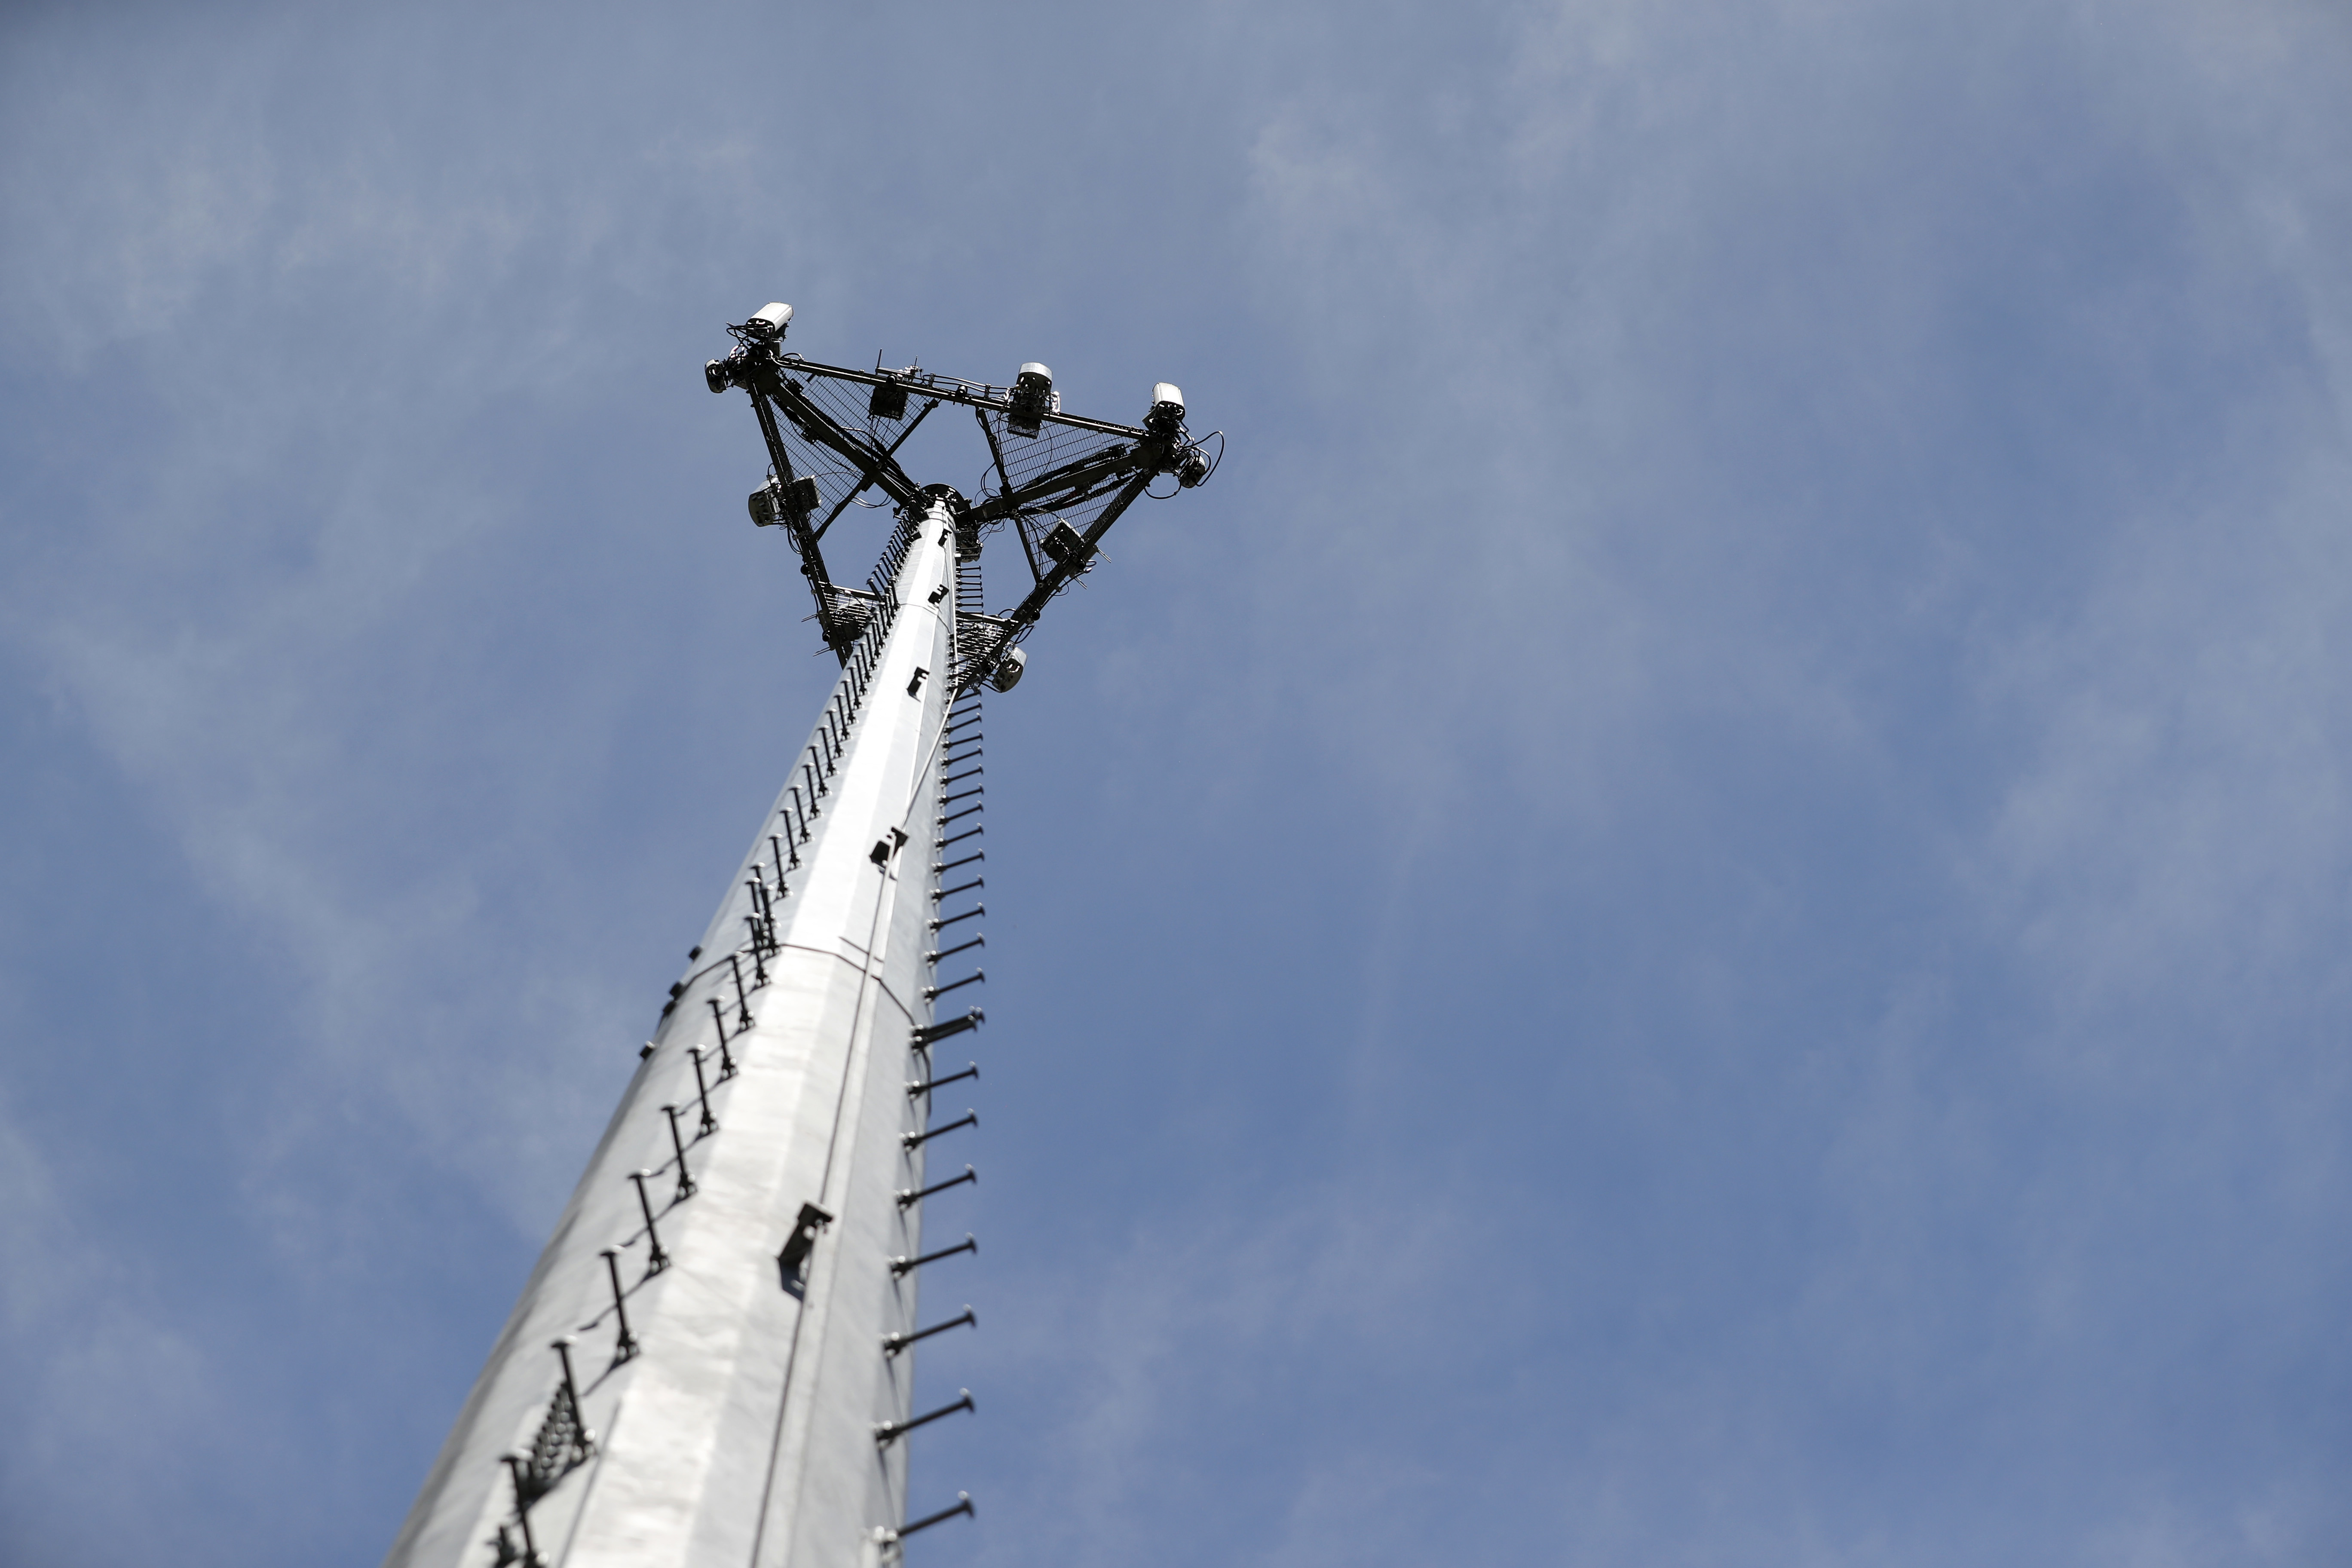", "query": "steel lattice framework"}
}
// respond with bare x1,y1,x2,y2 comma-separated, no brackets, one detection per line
706,305,1219,690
